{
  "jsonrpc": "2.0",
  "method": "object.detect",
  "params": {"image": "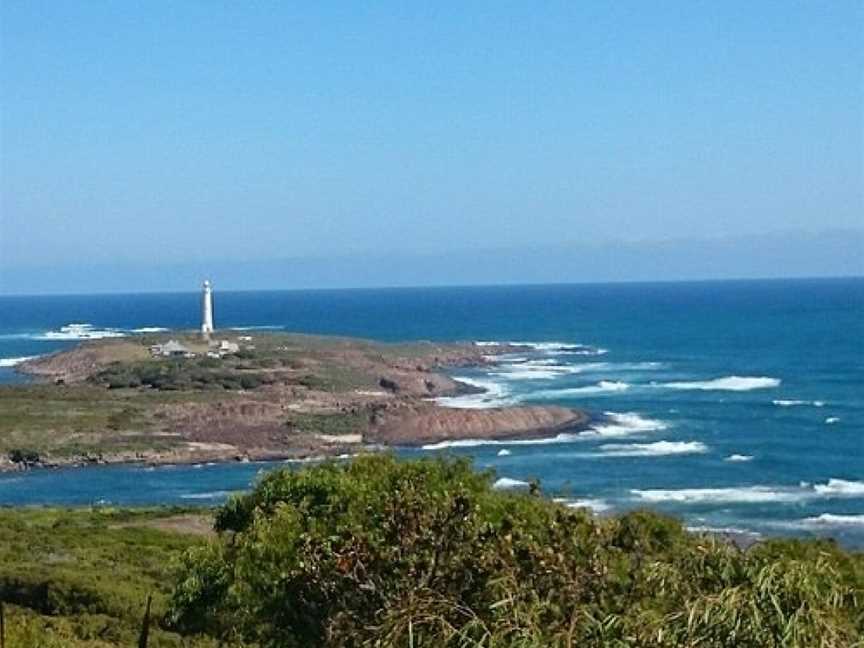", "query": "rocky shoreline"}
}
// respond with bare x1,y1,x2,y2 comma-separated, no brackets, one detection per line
2,333,593,472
